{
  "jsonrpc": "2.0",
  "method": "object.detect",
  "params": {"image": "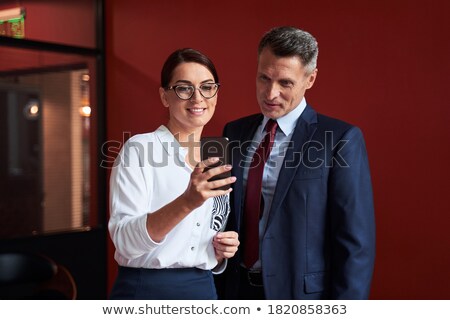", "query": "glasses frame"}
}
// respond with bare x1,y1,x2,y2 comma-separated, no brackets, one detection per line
165,83,220,100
